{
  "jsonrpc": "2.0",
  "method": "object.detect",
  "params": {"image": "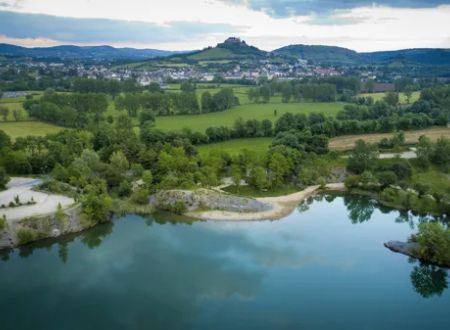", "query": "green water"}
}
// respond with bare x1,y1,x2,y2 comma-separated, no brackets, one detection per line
0,195,449,330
